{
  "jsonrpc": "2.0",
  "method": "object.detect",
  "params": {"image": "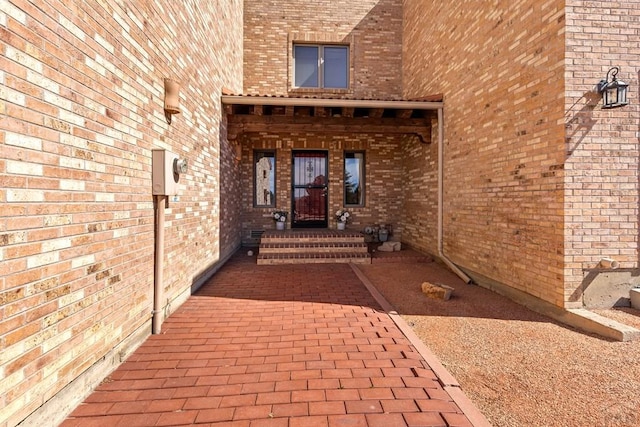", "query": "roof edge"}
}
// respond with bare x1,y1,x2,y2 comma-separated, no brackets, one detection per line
221,95,443,110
